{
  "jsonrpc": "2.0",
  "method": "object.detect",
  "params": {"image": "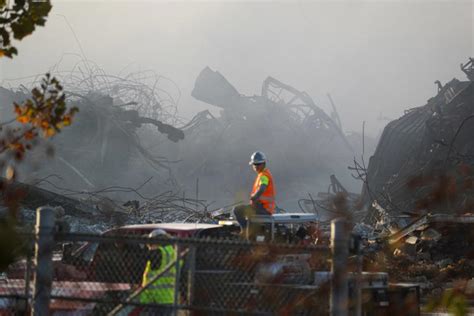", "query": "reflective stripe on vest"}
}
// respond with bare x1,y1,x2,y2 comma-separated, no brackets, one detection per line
251,168,276,214
140,245,181,305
